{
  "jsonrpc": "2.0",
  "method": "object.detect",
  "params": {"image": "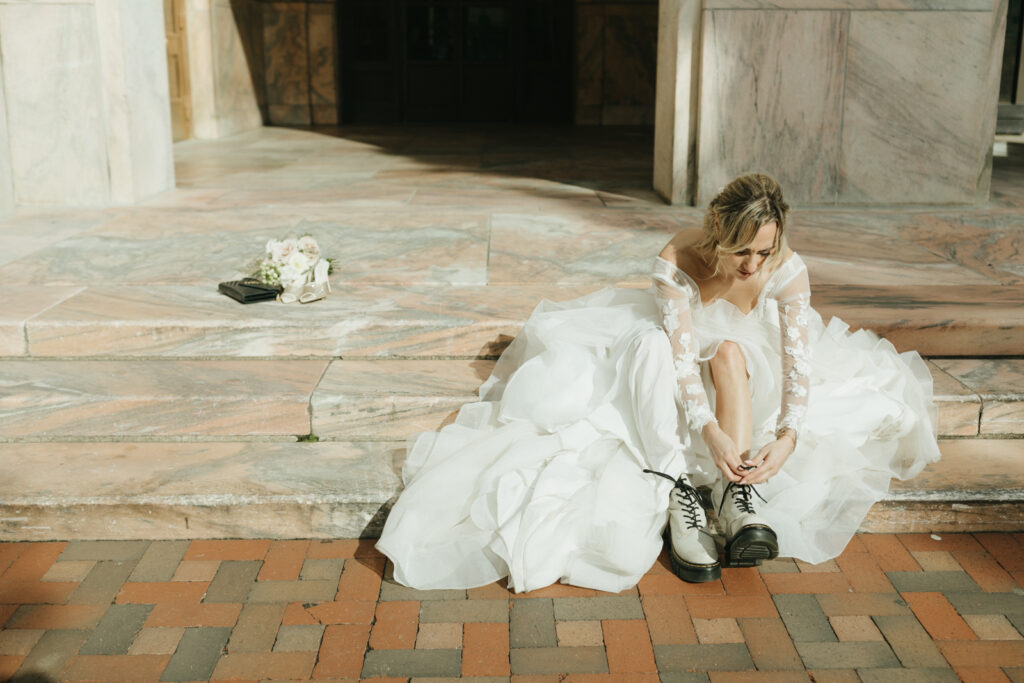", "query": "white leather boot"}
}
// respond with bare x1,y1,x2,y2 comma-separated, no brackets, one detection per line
715,479,778,567
647,469,720,582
